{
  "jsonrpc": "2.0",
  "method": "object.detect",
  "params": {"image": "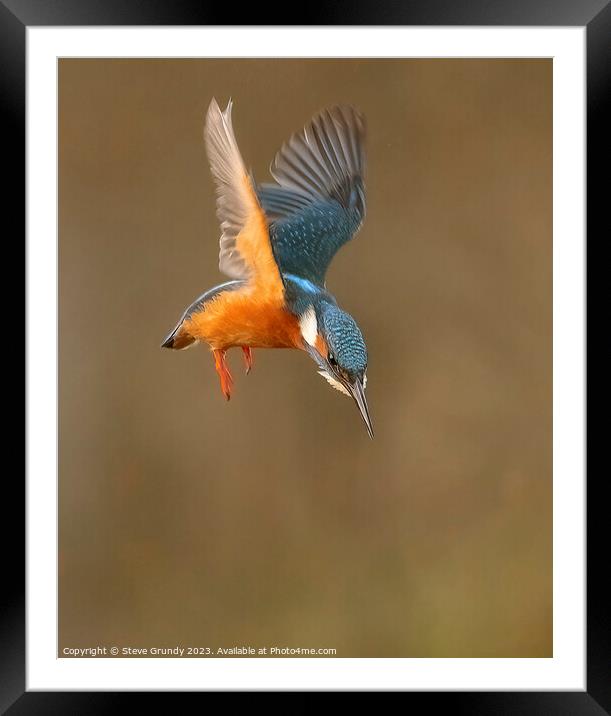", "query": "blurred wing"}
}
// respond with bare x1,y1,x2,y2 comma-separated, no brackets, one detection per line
258,105,366,286
205,99,283,292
